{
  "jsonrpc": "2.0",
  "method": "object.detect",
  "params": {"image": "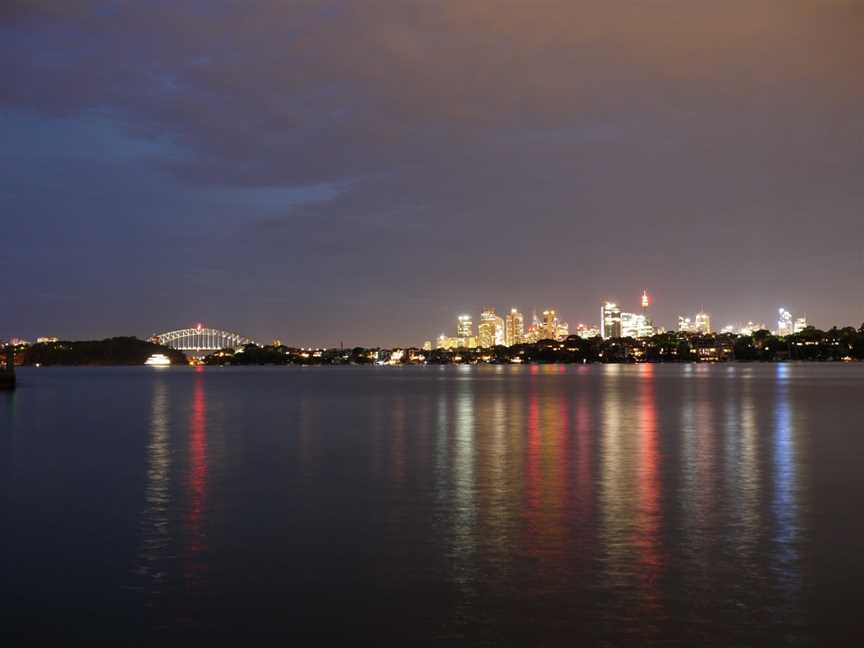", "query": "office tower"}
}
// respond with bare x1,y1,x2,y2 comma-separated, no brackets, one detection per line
620,312,649,338
601,302,622,339
541,309,558,340
505,308,524,346
694,311,711,334
793,317,808,333
478,308,504,348
457,314,473,338
494,315,506,346
777,308,793,336
556,320,569,340
576,323,601,339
